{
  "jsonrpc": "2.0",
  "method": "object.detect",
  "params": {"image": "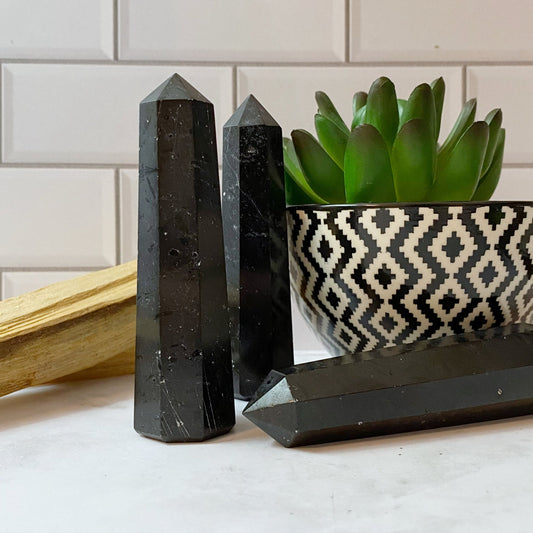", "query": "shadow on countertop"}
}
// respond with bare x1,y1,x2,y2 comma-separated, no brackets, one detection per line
0,375,134,432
